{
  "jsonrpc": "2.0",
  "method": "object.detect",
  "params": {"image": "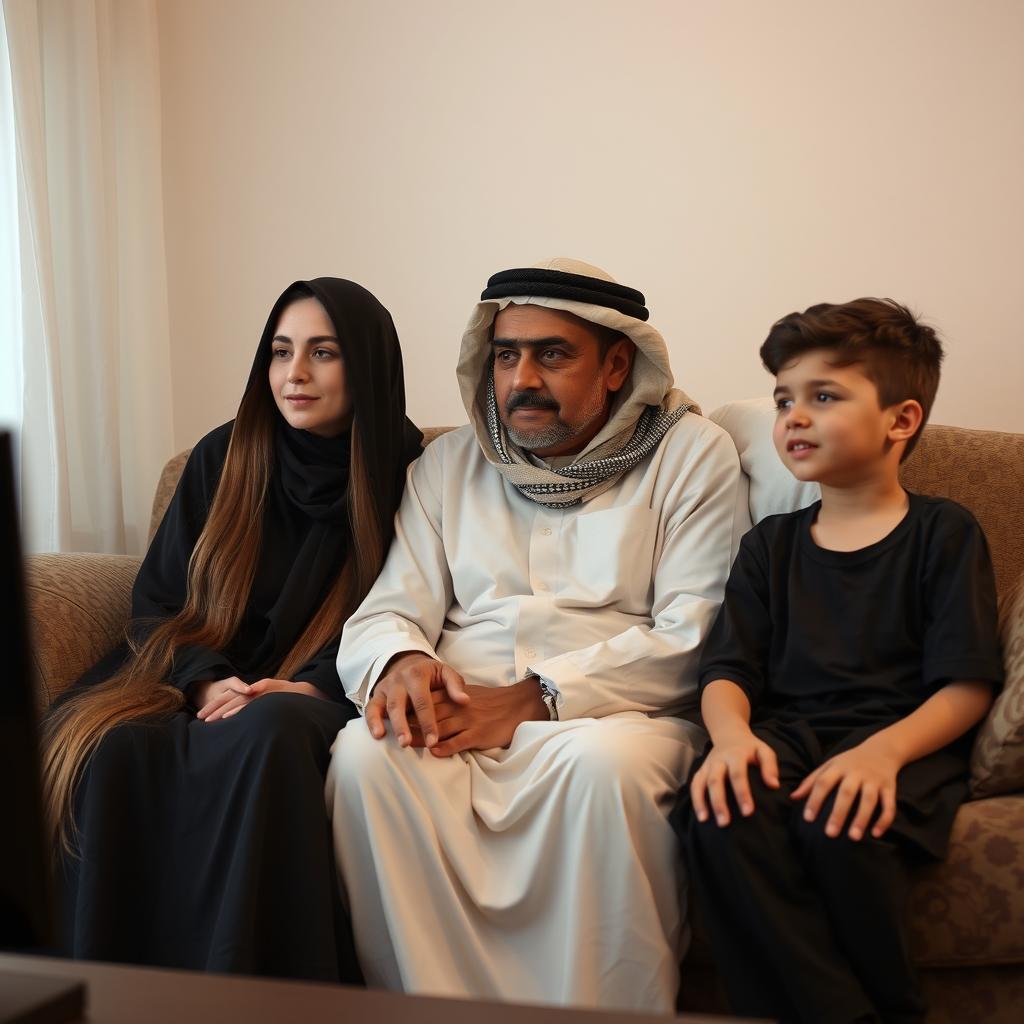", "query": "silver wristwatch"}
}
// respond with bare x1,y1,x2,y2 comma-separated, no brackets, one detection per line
538,679,560,721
